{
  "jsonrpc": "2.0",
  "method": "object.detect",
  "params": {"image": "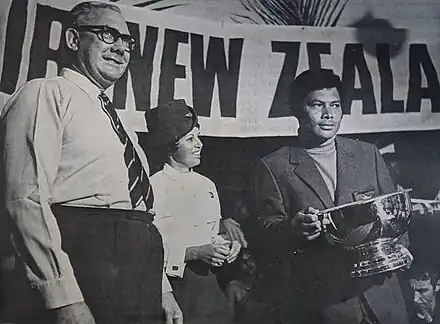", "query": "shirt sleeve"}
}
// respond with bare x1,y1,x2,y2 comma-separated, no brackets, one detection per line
162,231,187,278
151,178,187,278
208,186,227,244
211,218,228,244
1,81,83,309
